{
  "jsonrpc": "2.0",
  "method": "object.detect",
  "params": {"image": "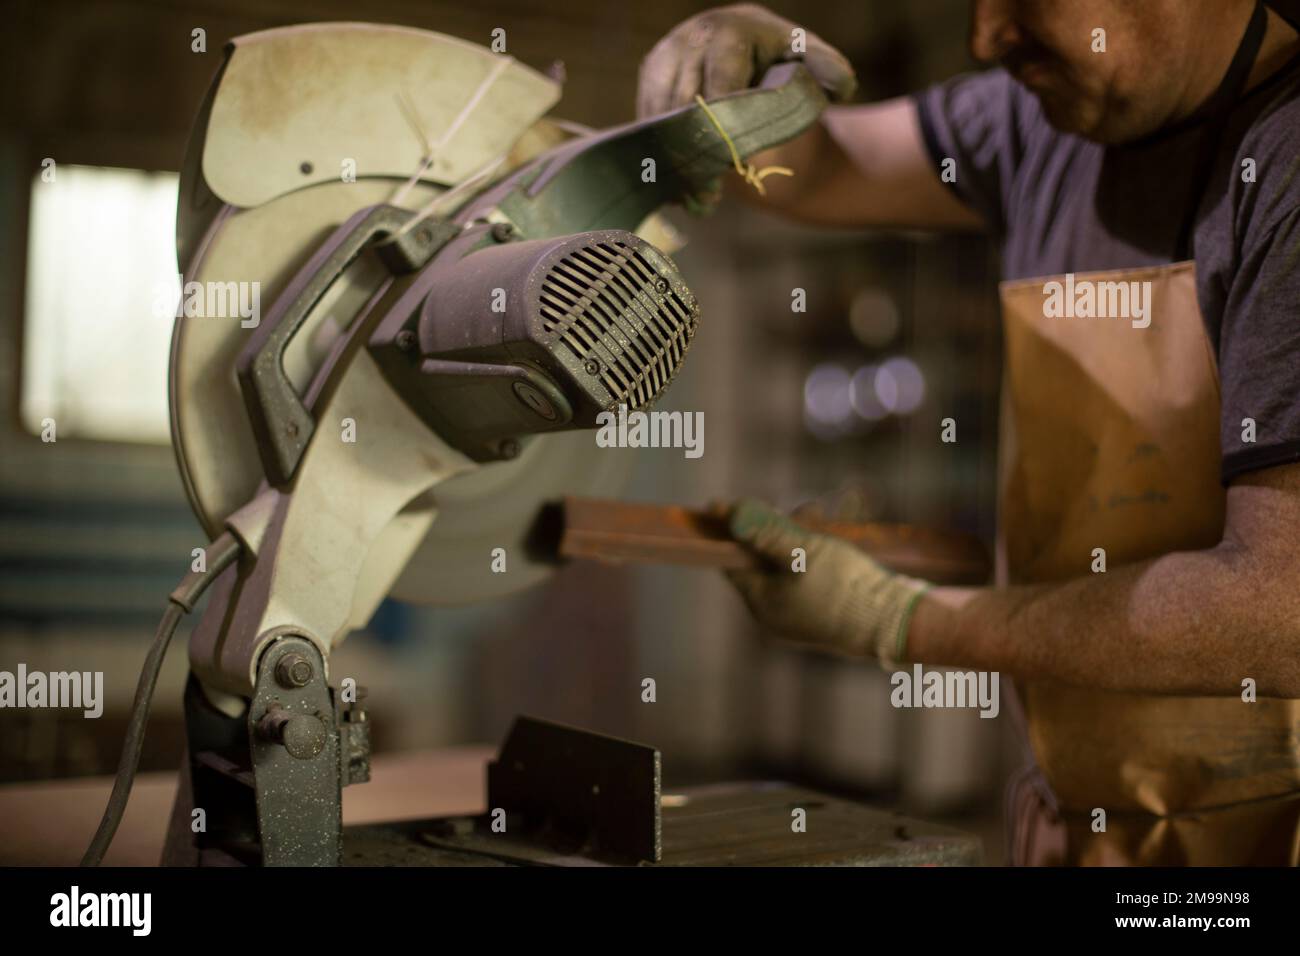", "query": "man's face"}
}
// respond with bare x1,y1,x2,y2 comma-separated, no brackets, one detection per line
969,0,1239,144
